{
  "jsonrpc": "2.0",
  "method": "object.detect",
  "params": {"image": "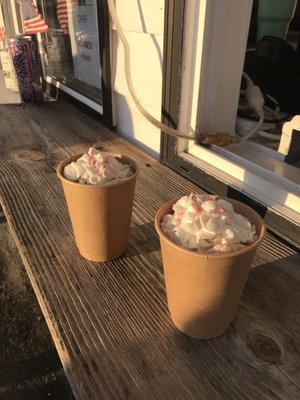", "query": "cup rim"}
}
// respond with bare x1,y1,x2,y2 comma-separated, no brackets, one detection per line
154,196,266,259
56,151,139,188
